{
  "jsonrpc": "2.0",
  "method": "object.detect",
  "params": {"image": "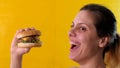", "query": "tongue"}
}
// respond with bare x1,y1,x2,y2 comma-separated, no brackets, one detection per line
70,44,80,52
71,45,76,49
